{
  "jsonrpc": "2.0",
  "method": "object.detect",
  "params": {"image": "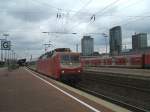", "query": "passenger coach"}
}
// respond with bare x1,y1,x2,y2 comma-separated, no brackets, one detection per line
81,53,150,69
